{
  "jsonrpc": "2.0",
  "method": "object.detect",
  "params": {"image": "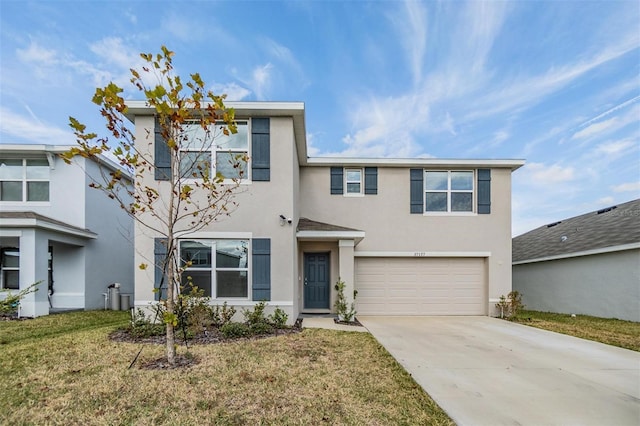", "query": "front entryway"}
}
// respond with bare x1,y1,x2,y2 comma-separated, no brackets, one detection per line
303,253,330,309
